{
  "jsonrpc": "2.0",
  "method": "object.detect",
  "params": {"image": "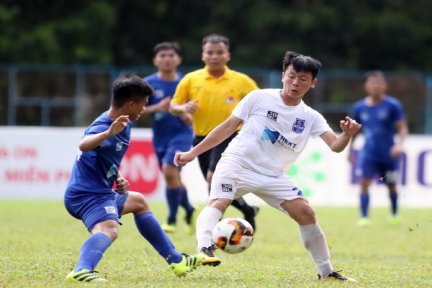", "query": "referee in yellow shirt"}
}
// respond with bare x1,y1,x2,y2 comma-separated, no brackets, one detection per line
170,34,259,238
